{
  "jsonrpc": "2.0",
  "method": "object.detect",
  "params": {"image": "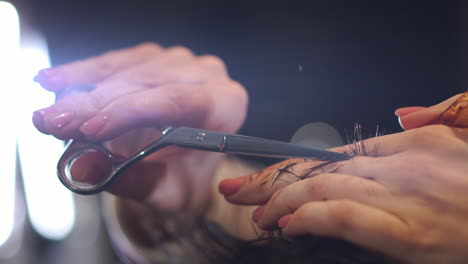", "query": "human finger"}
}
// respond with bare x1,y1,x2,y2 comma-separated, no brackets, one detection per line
35,43,164,92
80,77,247,141
220,159,345,205
33,51,232,139
398,93,462,130
253,173,391,230
280,199,410,259
116,54,228,89
33,81,208,140
437,91,468,128
222,136,389,206
335,149,468,203
37,78,246,142
221,127,439,205
394,106,427,117
79,83,213,141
